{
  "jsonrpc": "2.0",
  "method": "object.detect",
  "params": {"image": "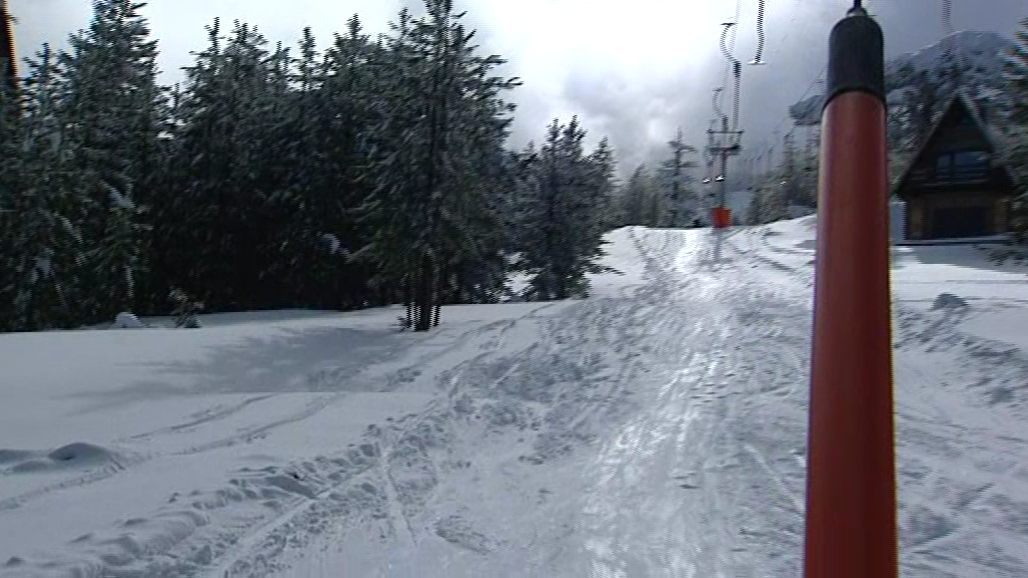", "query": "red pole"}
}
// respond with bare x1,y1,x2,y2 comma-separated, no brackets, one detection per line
804,3,896,578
